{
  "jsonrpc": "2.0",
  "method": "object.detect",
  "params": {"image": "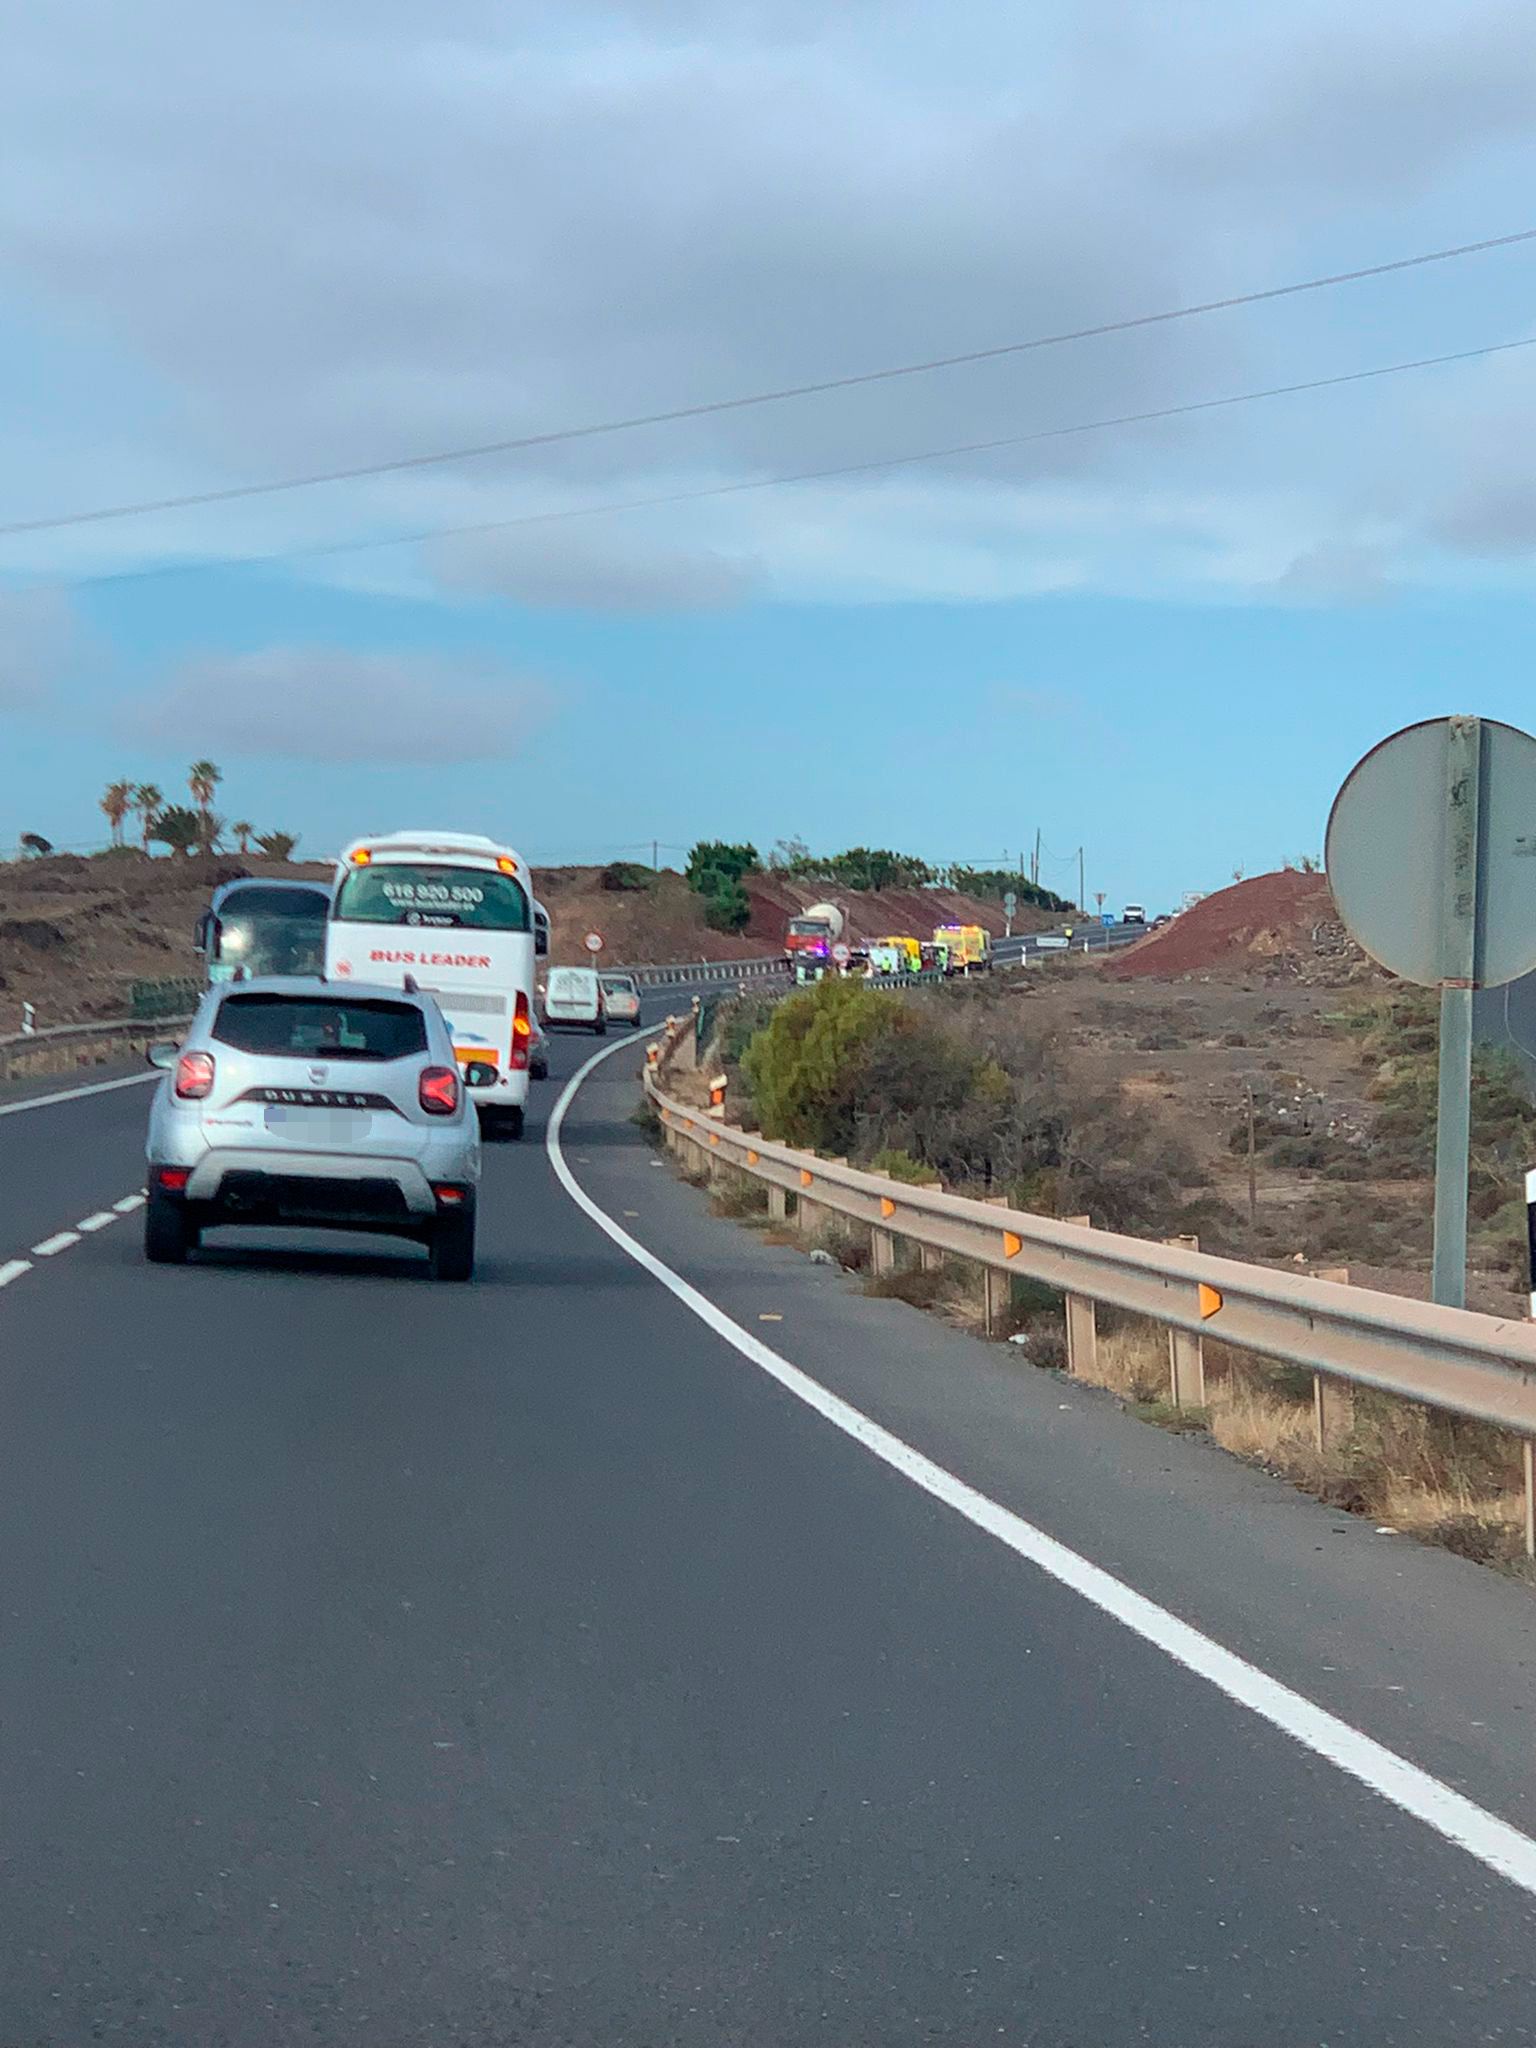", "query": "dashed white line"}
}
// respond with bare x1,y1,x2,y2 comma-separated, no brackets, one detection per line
77,1212,117,1233
0,1259,32,1287
113,1192,146,1213
30,1231,82,1257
